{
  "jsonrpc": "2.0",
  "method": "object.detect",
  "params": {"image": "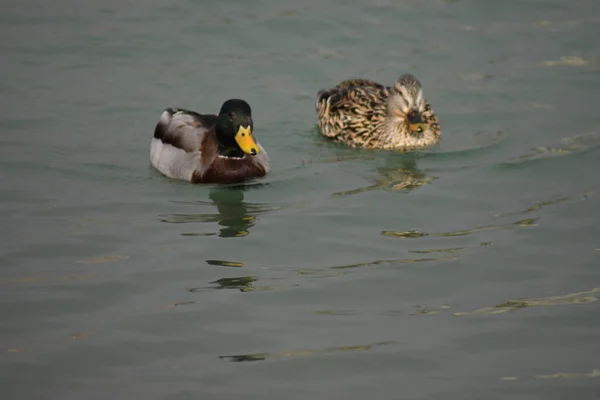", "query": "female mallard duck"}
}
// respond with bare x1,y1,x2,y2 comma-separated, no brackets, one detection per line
315,74,441,150
150,99,270,184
